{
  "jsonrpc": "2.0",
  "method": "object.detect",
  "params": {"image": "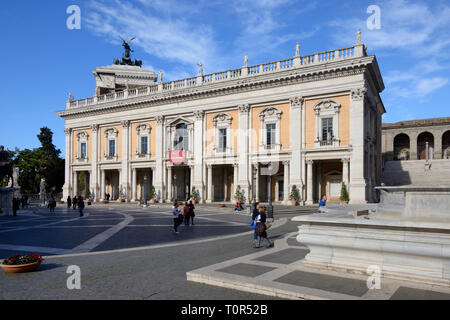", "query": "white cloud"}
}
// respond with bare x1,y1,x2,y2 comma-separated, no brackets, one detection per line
85,0,222,78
